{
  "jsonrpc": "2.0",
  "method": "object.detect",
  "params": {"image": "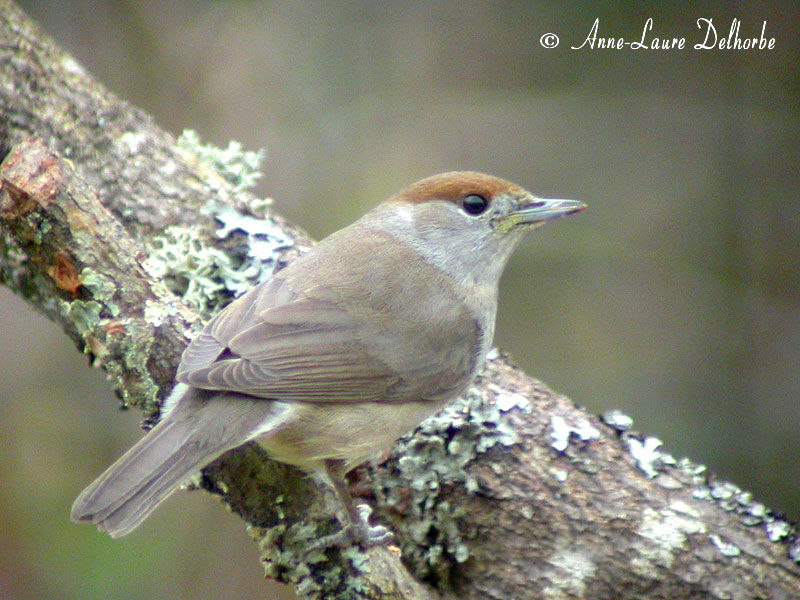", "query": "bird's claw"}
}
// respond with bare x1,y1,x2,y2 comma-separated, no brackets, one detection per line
305,503,393,554
353,503,393,545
